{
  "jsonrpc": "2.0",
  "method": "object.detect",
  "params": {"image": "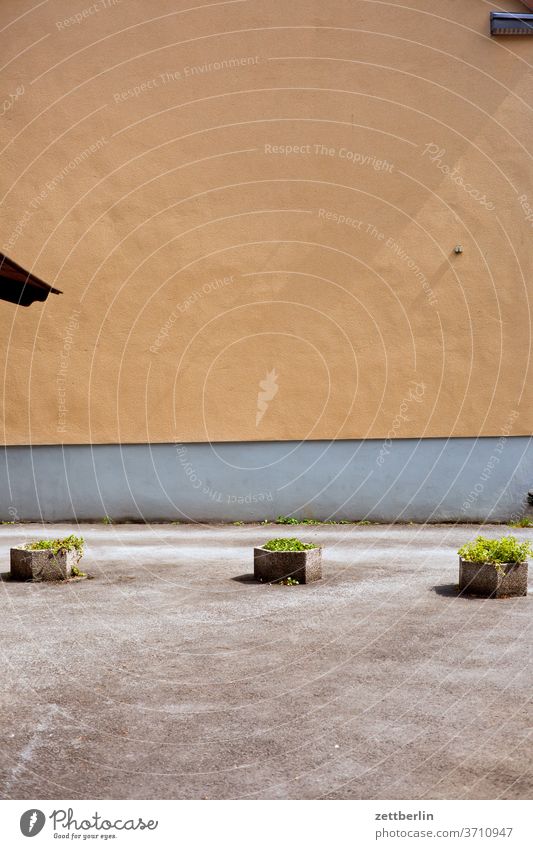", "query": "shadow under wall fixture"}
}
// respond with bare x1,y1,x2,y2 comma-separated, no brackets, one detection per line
490,12,533,35
0,252,62,307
